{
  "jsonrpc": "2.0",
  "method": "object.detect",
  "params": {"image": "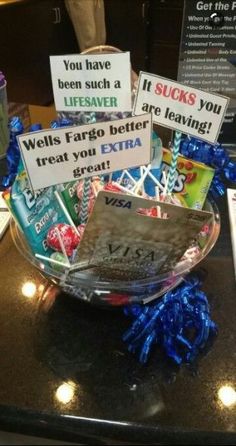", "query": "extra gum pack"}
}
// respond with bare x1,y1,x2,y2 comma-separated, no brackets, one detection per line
162,148,215,209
